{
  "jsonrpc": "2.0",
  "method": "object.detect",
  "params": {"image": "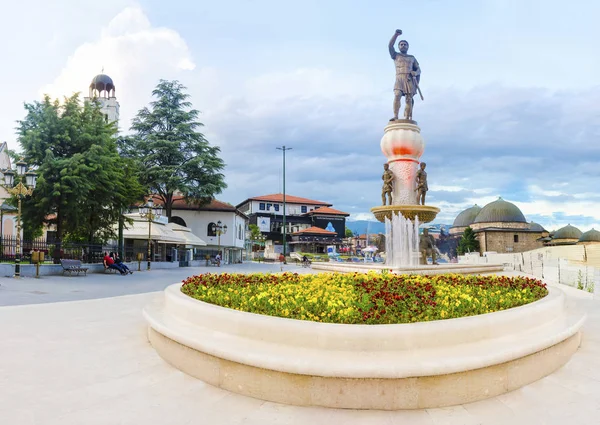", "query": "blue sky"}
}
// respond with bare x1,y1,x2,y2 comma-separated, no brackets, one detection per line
1,0,599,230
